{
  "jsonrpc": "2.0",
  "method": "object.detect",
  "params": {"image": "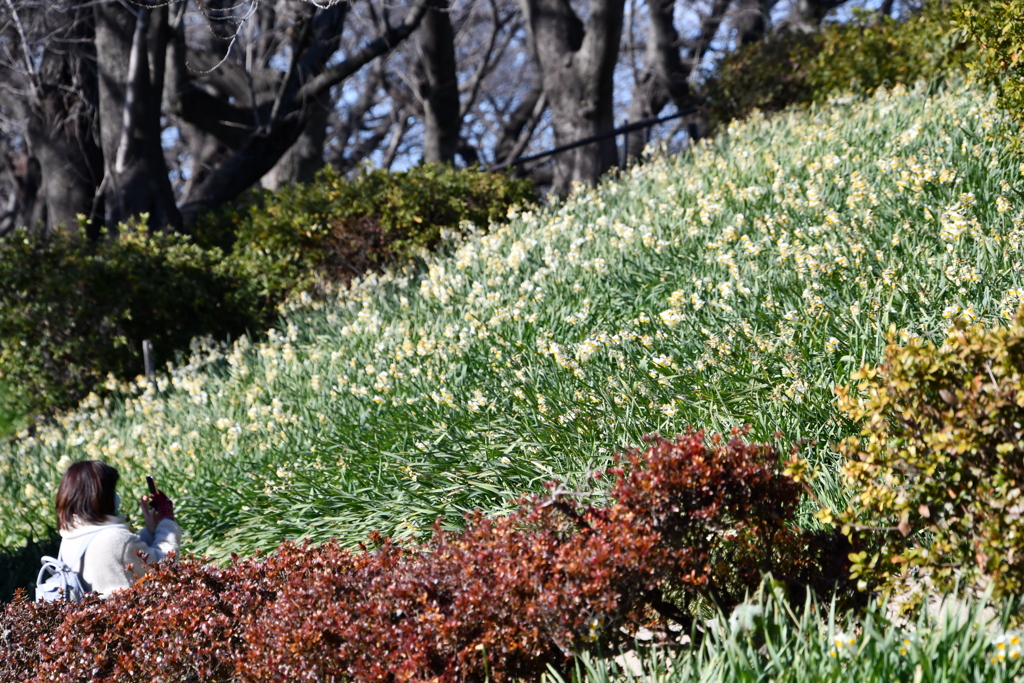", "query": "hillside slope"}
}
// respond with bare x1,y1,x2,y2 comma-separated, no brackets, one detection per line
3,82,1023,560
